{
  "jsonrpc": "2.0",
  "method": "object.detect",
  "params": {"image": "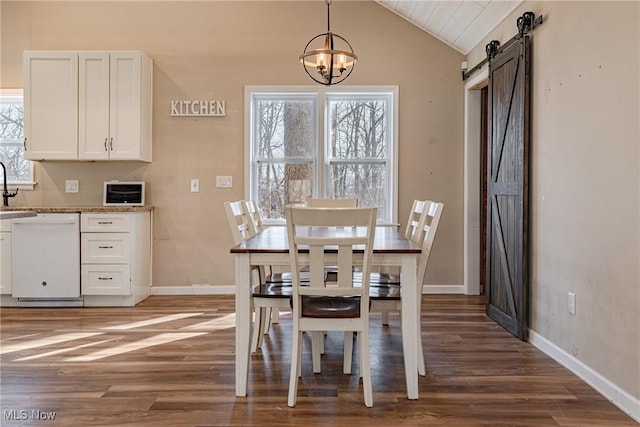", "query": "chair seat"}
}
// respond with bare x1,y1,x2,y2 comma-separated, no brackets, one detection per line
300,296,361,318
253,283,293,298
352,271,401,285
369,284,401,300
265,270,312,283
